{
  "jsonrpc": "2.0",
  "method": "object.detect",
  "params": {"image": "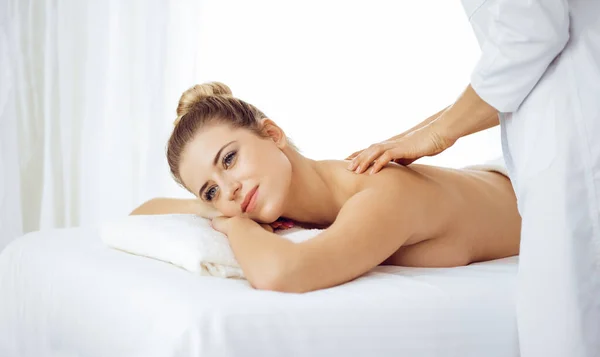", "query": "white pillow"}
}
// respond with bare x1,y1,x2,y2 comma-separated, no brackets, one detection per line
100,214,320,279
